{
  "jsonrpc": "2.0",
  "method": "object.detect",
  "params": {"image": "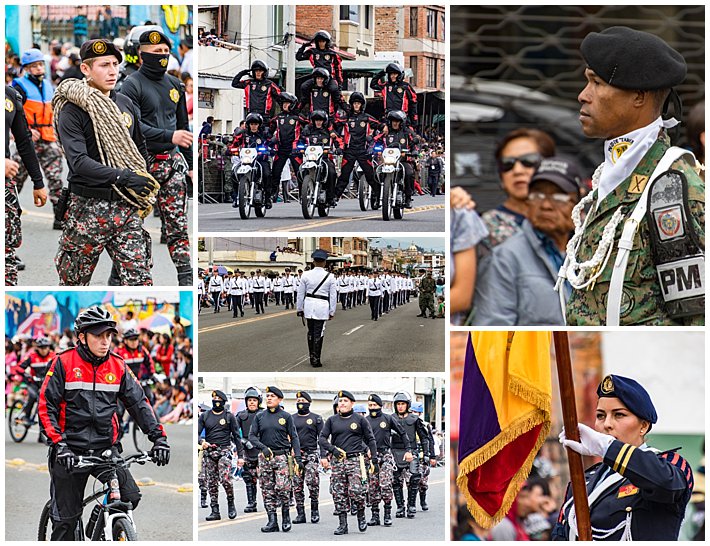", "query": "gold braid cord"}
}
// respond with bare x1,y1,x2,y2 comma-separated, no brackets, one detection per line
52,78,160,217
